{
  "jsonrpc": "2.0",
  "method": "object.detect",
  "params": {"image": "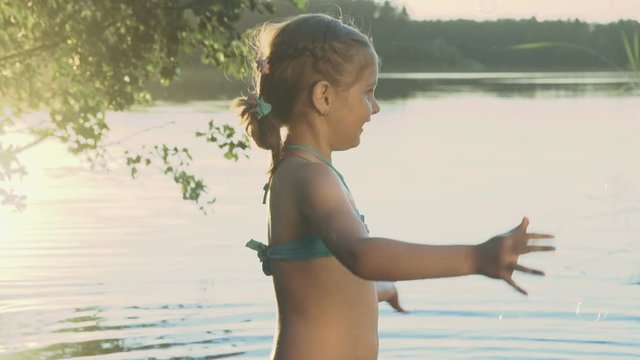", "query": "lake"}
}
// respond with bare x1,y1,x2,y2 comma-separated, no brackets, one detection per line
1,72,639,359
